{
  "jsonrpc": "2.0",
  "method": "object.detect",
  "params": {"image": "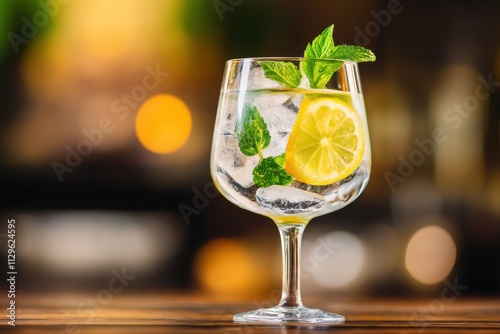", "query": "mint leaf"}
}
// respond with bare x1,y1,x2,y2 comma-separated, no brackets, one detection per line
273,153,287,168
235,104,270,158
301,24,339,89
304,24,336,59
301,24,376,89
301,59,342,89
253,154,293,188
330,45,376,62
259,61,301,88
